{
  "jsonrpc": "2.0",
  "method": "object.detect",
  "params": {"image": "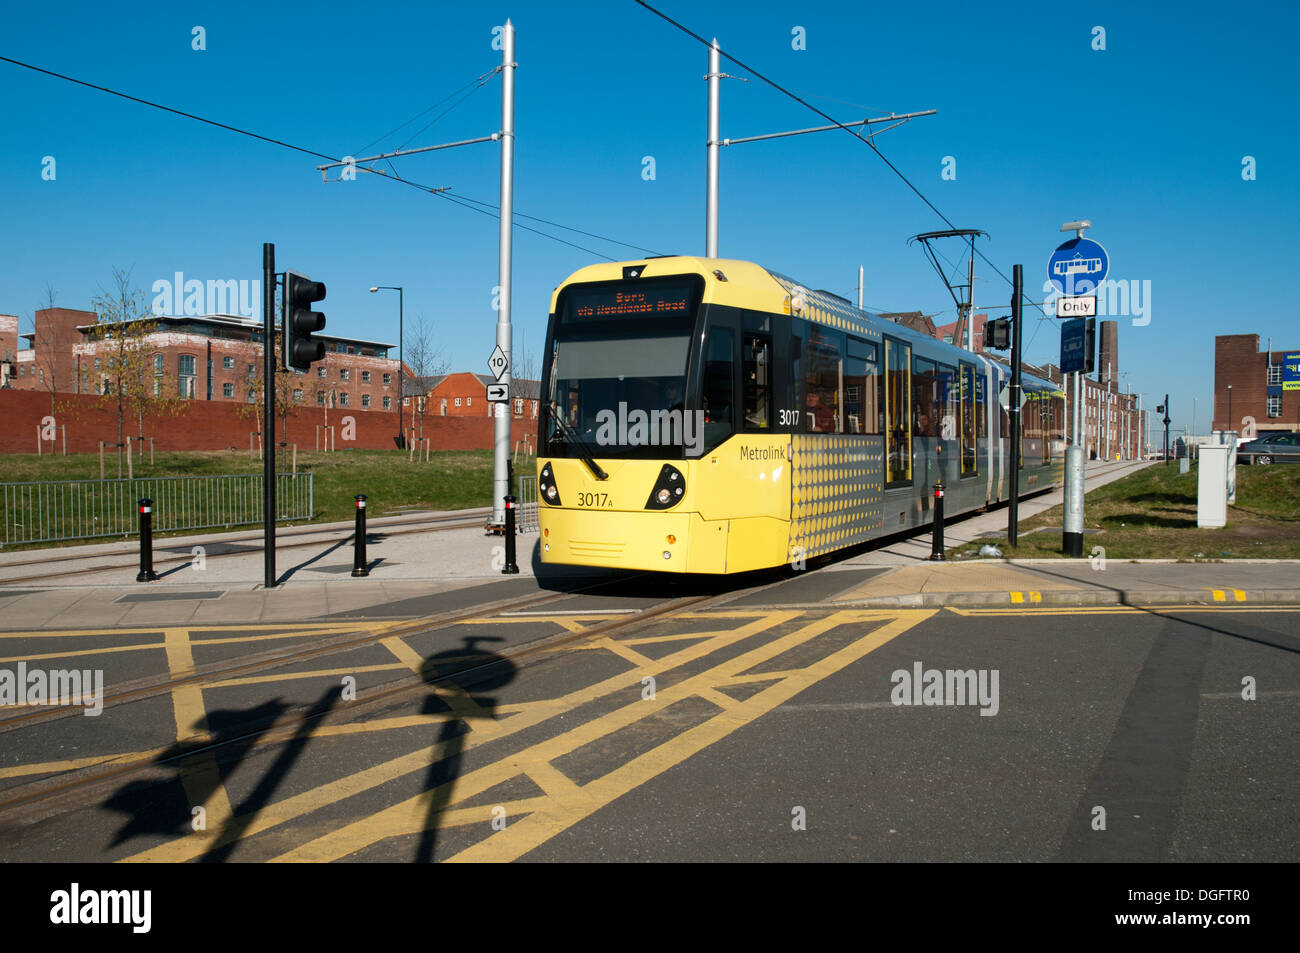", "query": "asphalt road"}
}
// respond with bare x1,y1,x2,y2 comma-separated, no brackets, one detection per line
0,593,1294,863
